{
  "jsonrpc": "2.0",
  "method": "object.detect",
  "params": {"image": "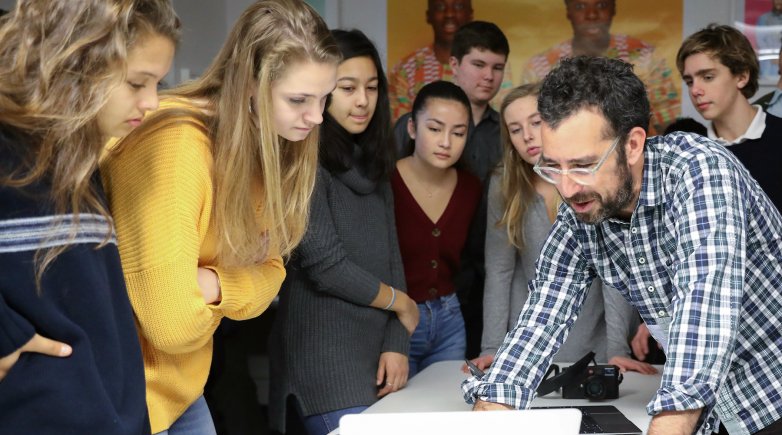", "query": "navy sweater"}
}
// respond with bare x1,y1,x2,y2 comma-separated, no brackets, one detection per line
0,125,149,434
728,113,782,212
